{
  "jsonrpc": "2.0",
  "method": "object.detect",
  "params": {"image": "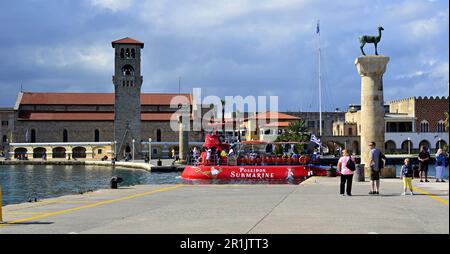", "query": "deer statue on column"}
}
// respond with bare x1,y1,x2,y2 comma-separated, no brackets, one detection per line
359,26,384,56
